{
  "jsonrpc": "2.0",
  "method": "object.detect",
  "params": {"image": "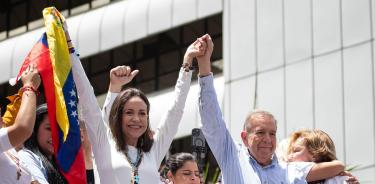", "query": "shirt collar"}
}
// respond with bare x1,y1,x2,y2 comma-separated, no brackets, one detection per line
247,149,278,169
